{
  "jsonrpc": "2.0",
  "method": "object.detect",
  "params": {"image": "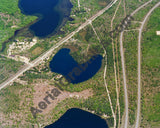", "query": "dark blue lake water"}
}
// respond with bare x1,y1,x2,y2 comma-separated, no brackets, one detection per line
45,108,109,128
18,0,73,37
49,48,103,84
